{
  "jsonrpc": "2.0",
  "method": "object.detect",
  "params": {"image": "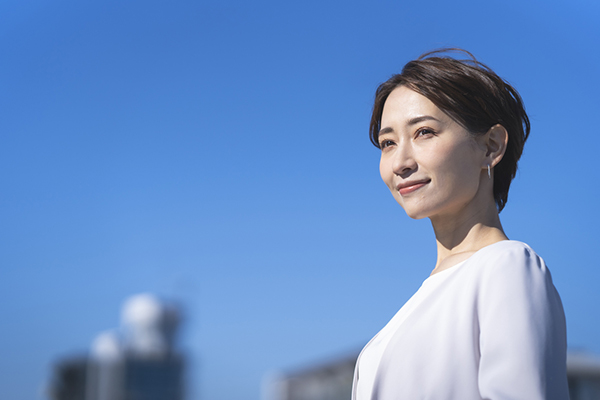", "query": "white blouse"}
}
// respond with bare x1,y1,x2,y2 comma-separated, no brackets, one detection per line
353,240,569,400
